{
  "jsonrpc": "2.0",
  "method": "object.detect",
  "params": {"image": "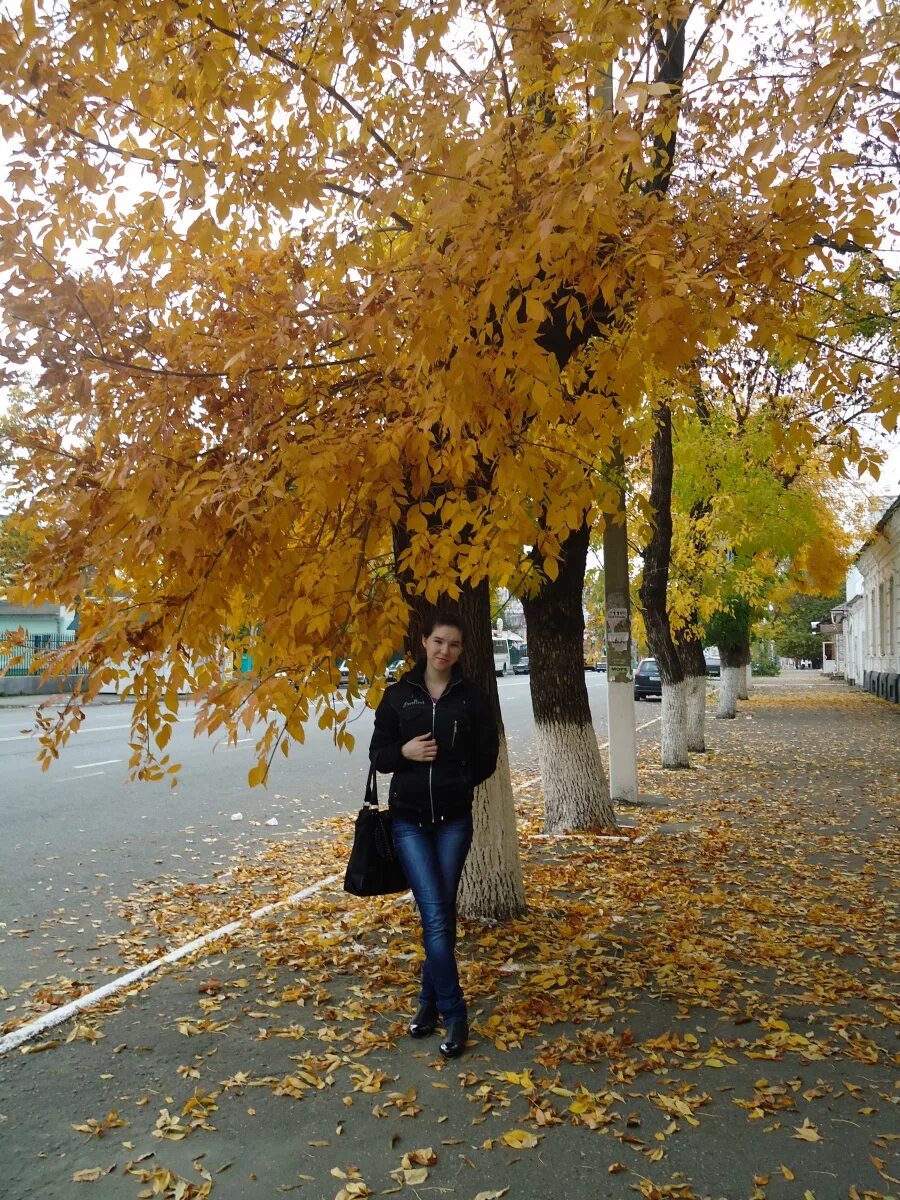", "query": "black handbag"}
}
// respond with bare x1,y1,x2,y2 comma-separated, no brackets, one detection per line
343,763,408,896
